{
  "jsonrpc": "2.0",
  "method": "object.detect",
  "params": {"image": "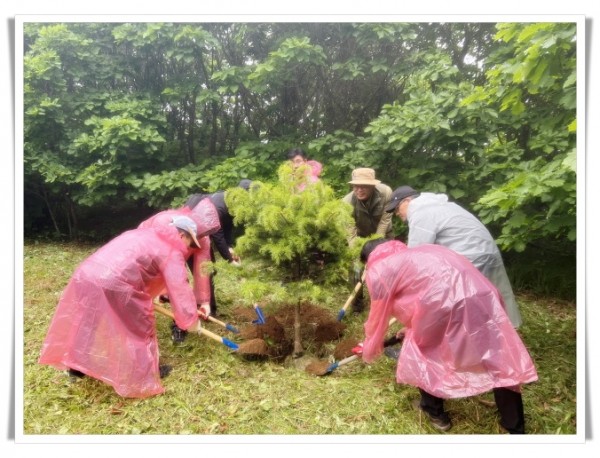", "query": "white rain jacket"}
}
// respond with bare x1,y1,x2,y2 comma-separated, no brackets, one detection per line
406,192,522,328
